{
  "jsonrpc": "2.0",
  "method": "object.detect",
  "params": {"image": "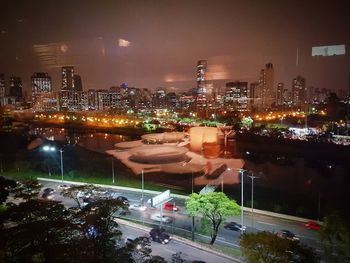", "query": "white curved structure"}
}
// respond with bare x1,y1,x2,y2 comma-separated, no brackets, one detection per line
114,140,144,150
128,145,188,163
